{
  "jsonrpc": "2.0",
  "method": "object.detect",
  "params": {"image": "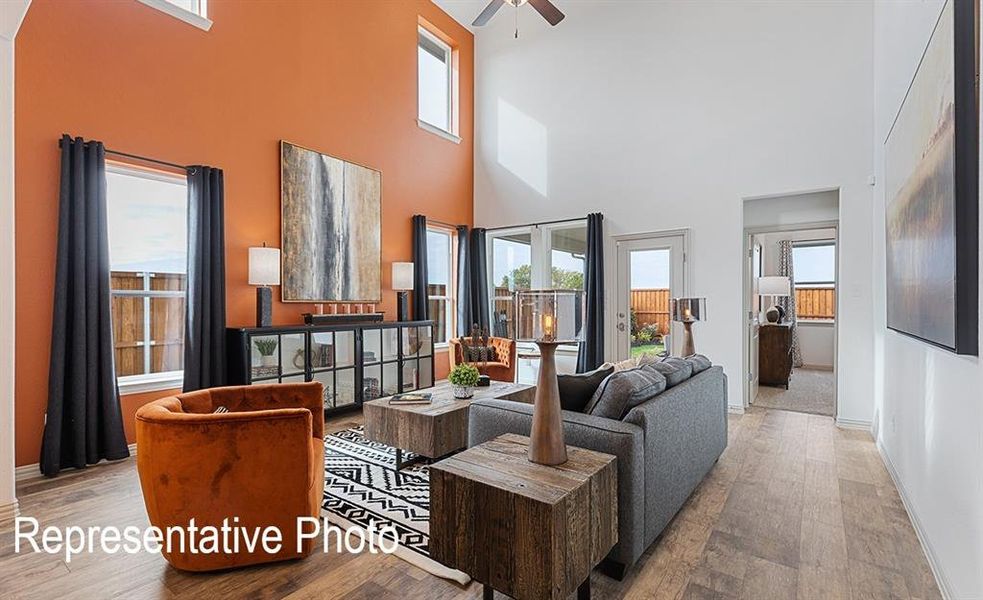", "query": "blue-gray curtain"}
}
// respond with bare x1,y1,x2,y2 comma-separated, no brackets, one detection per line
576,213,605,373
41,135,129,476
412,215,429,320
456,225,472,336
469,227,491,334
183,166,227,391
